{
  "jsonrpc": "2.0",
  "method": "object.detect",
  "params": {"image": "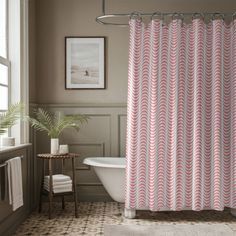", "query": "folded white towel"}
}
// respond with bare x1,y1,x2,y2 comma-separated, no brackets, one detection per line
44,185,72,193
44,184,72,190
43,180,72,187
6,157,23,211
44,174,71,183
43,183,72,189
